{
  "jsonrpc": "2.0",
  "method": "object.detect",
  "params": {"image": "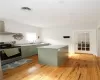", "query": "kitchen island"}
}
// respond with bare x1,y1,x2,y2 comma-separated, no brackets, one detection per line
38,45,68,66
